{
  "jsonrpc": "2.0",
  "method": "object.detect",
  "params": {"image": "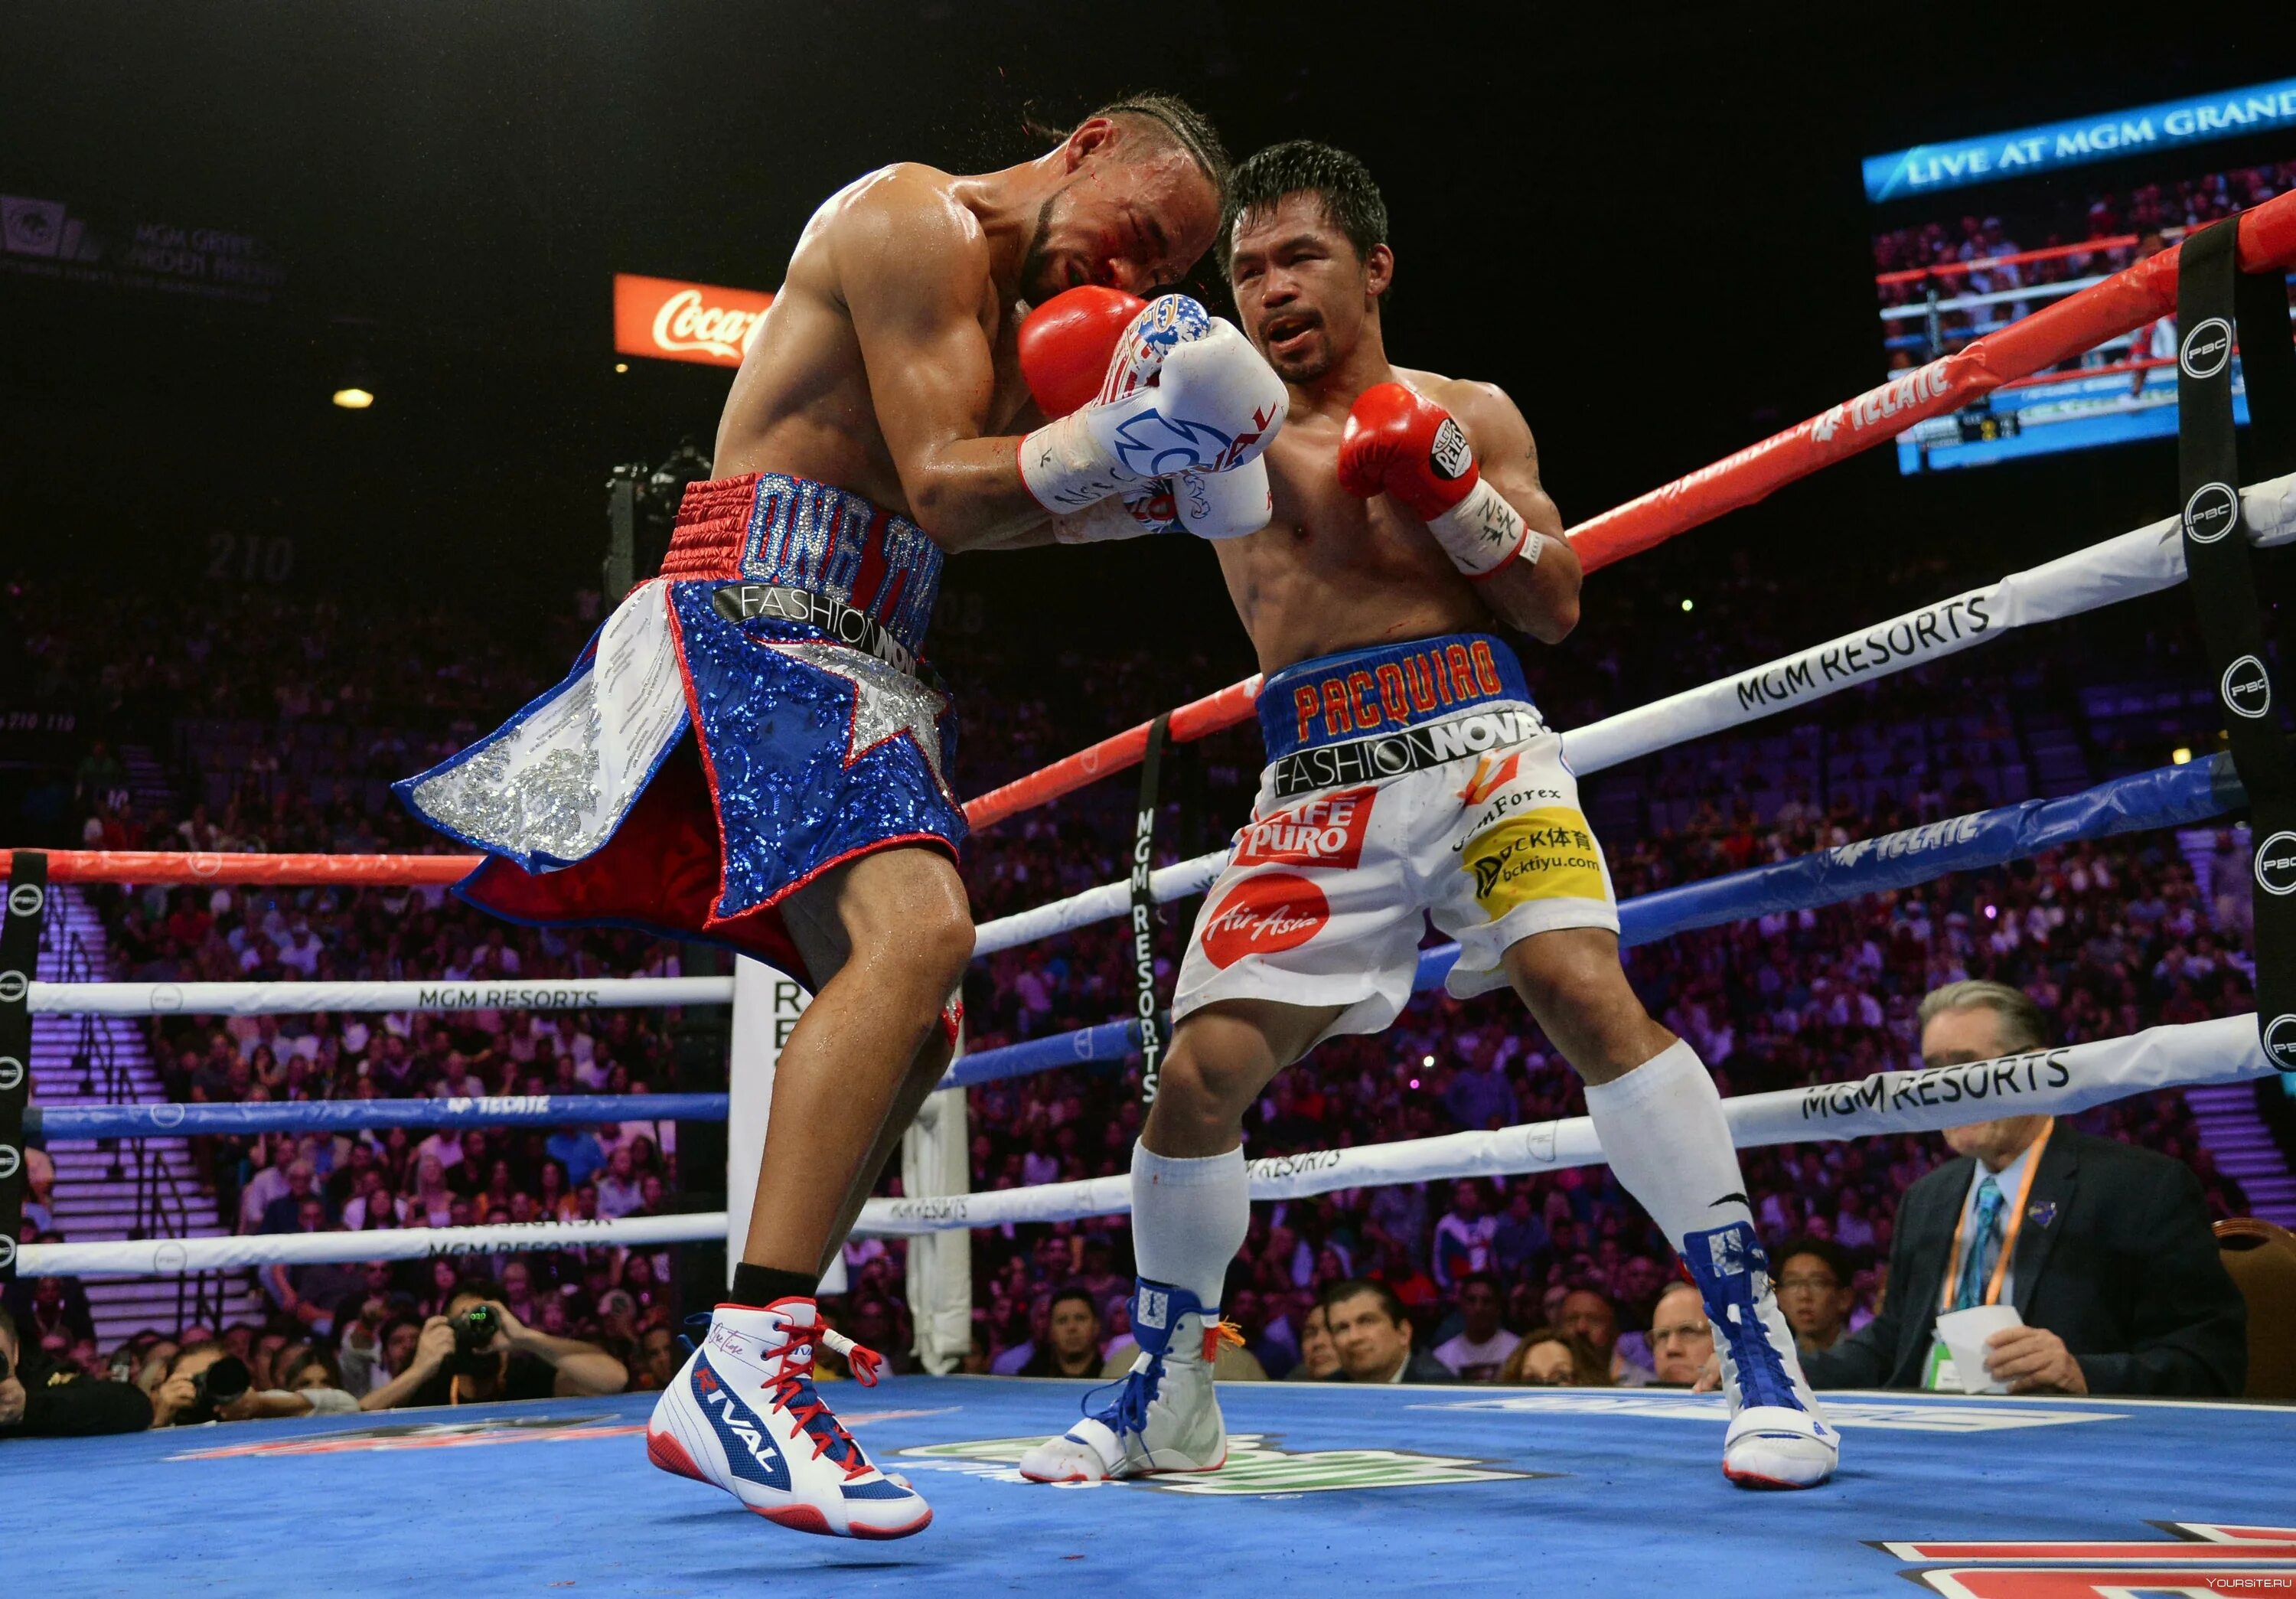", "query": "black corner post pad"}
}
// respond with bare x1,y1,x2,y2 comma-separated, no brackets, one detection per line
1131,714,1173,1105
0,850,49,1279
2175,220,2296,1070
